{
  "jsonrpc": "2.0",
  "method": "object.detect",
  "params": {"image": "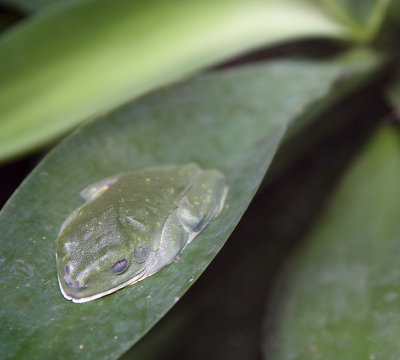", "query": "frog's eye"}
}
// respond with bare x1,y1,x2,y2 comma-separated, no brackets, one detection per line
111,259,128,274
